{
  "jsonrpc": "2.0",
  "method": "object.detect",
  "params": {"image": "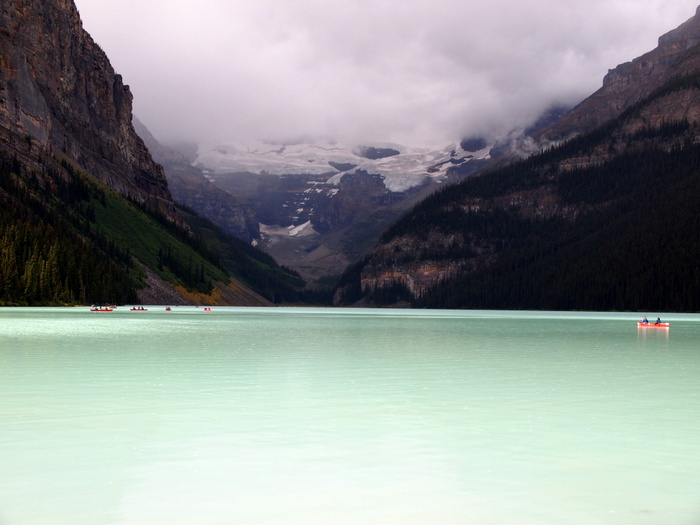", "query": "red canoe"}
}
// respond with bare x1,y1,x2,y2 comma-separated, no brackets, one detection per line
637,322,670,328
